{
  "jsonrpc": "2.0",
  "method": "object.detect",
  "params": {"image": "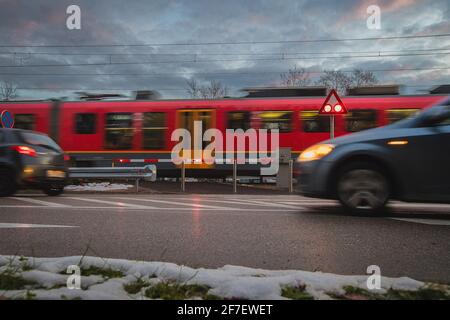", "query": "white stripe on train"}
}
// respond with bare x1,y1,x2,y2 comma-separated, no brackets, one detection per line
116,158,273,164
